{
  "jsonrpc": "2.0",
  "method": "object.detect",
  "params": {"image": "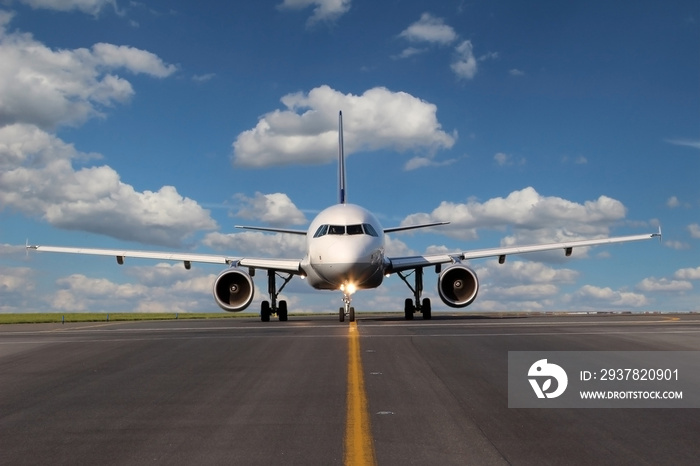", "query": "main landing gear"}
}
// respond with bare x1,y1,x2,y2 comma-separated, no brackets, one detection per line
396,267,432,320
260,270,294,322
339,291,355,323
